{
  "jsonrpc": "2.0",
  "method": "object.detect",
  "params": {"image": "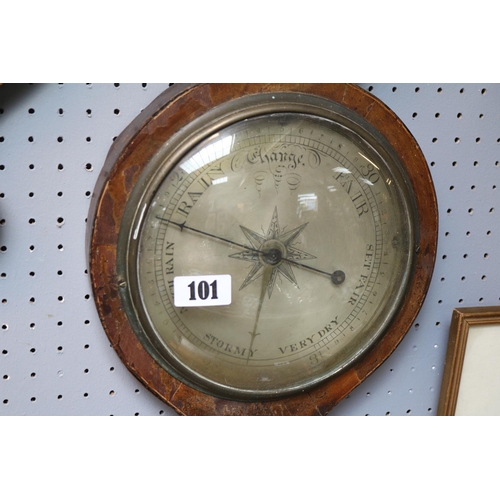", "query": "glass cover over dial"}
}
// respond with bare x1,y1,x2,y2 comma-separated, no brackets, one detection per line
128,111,415,400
